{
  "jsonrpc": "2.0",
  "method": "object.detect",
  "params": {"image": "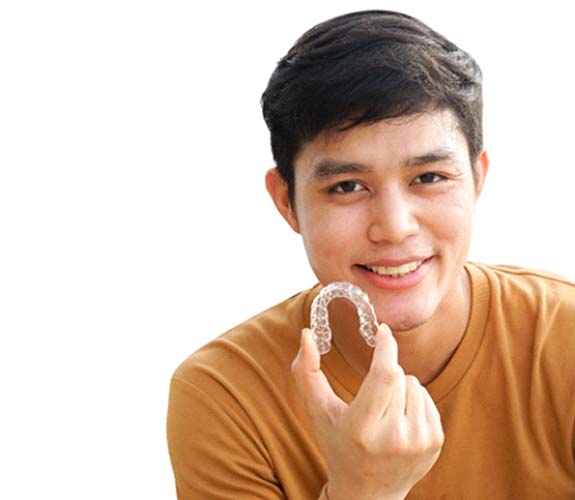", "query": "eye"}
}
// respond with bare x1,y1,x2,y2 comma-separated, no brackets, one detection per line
412,172,446,184
330,181,365,194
